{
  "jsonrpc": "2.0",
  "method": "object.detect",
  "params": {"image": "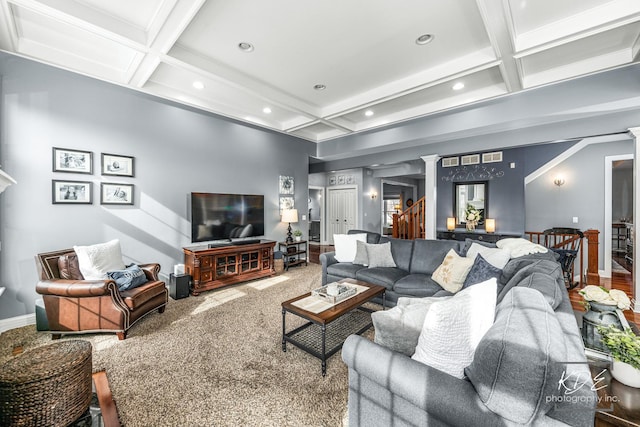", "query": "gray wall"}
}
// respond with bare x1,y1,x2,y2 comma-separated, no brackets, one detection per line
525,138,634,269
0,53,315,320
437,142,577,235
